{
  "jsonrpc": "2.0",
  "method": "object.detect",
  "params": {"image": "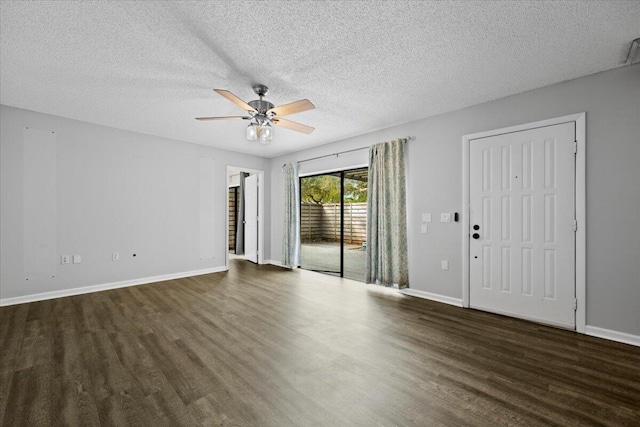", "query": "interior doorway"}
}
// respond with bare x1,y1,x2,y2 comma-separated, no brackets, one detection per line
299,167,368,281
226,166,264,267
